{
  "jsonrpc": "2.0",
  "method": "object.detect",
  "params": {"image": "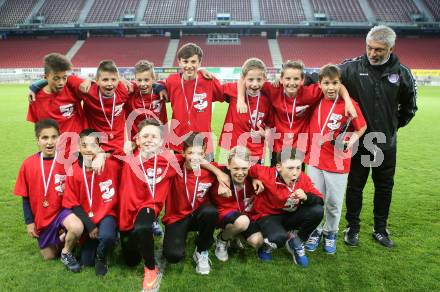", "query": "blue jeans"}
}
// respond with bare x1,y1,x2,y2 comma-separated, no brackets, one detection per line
80,216,117,266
